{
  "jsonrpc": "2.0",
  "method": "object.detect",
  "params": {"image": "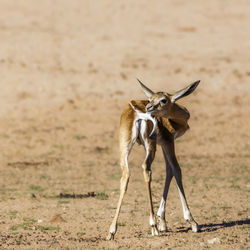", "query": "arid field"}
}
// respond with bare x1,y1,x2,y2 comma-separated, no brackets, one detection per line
0,0,249,249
